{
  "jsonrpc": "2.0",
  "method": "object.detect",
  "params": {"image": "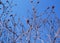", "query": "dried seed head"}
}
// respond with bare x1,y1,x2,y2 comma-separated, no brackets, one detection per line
0,1,2,4
47,7,50,9
34,10,36,14
32,7,35,11
30,25,32,27
26,19,29,24
30,0,33,3
37,1,40,4
52,6,55,9
6,0,9,2
14,23,17,27
8,19,10,21
10,14,13,17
